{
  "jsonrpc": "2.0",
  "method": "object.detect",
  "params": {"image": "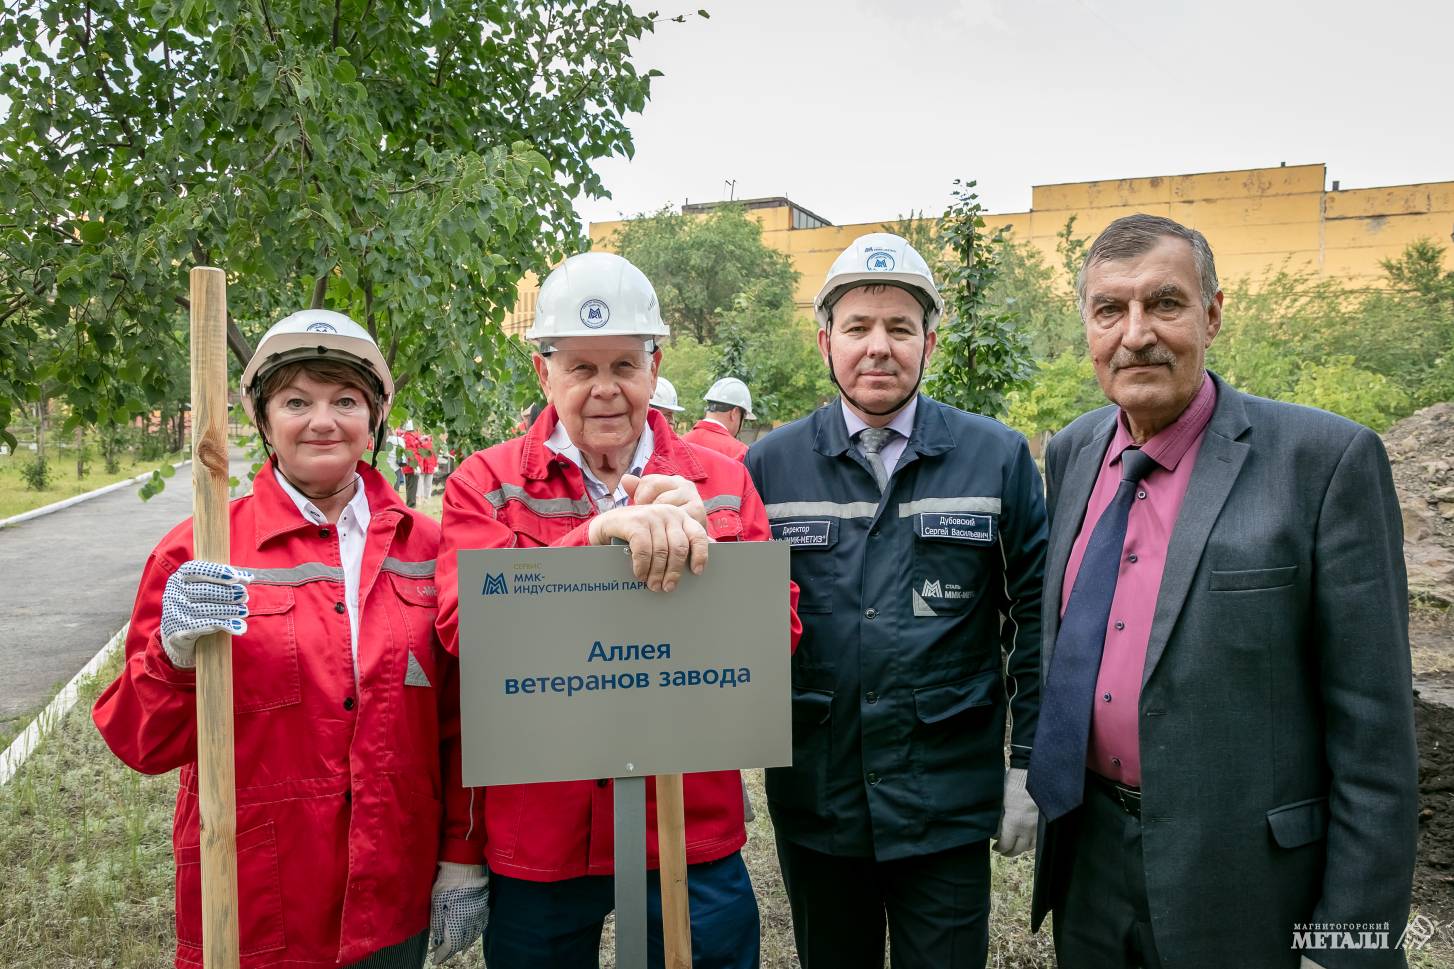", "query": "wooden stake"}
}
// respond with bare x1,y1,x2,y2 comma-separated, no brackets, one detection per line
655,773,693,969
189,266,240,969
